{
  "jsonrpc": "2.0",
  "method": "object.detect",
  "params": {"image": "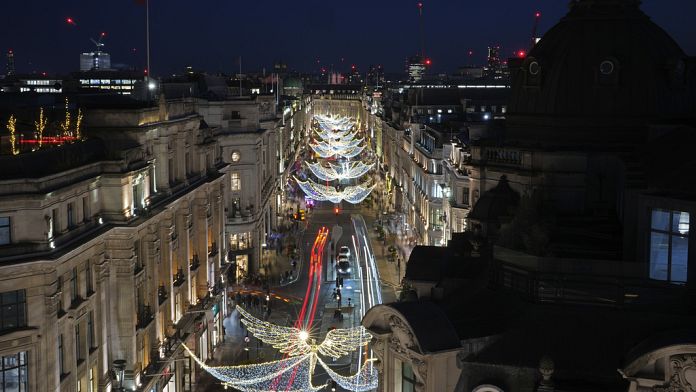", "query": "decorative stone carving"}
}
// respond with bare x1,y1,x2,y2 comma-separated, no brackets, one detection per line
388,315,419,353
372,339,386,373
412,358,428,391
654,355,696,392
